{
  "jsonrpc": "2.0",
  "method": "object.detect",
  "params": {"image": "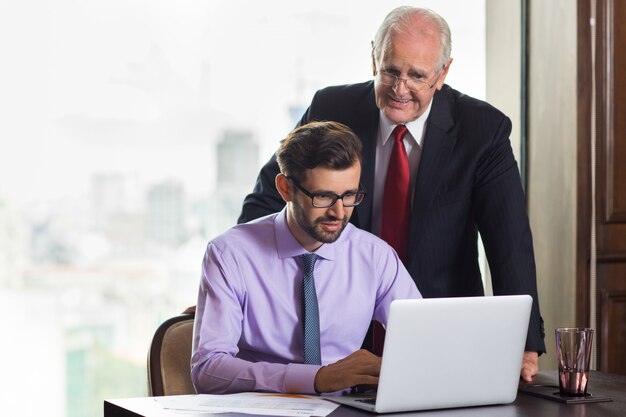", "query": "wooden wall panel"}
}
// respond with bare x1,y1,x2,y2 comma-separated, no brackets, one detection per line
600,290,626,374
596,0,626,374
528,0,578,372
605,0,626,223
578,0,626,375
